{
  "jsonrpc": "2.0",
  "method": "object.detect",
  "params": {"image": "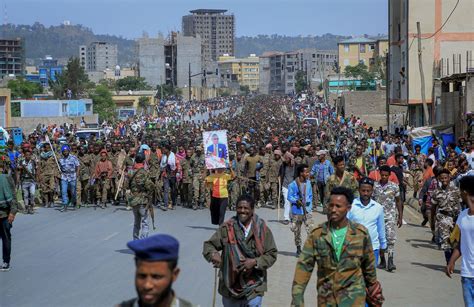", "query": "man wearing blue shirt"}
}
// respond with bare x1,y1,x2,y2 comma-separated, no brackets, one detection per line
348,177,387,264
288,164,313,256
310,151,334,209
